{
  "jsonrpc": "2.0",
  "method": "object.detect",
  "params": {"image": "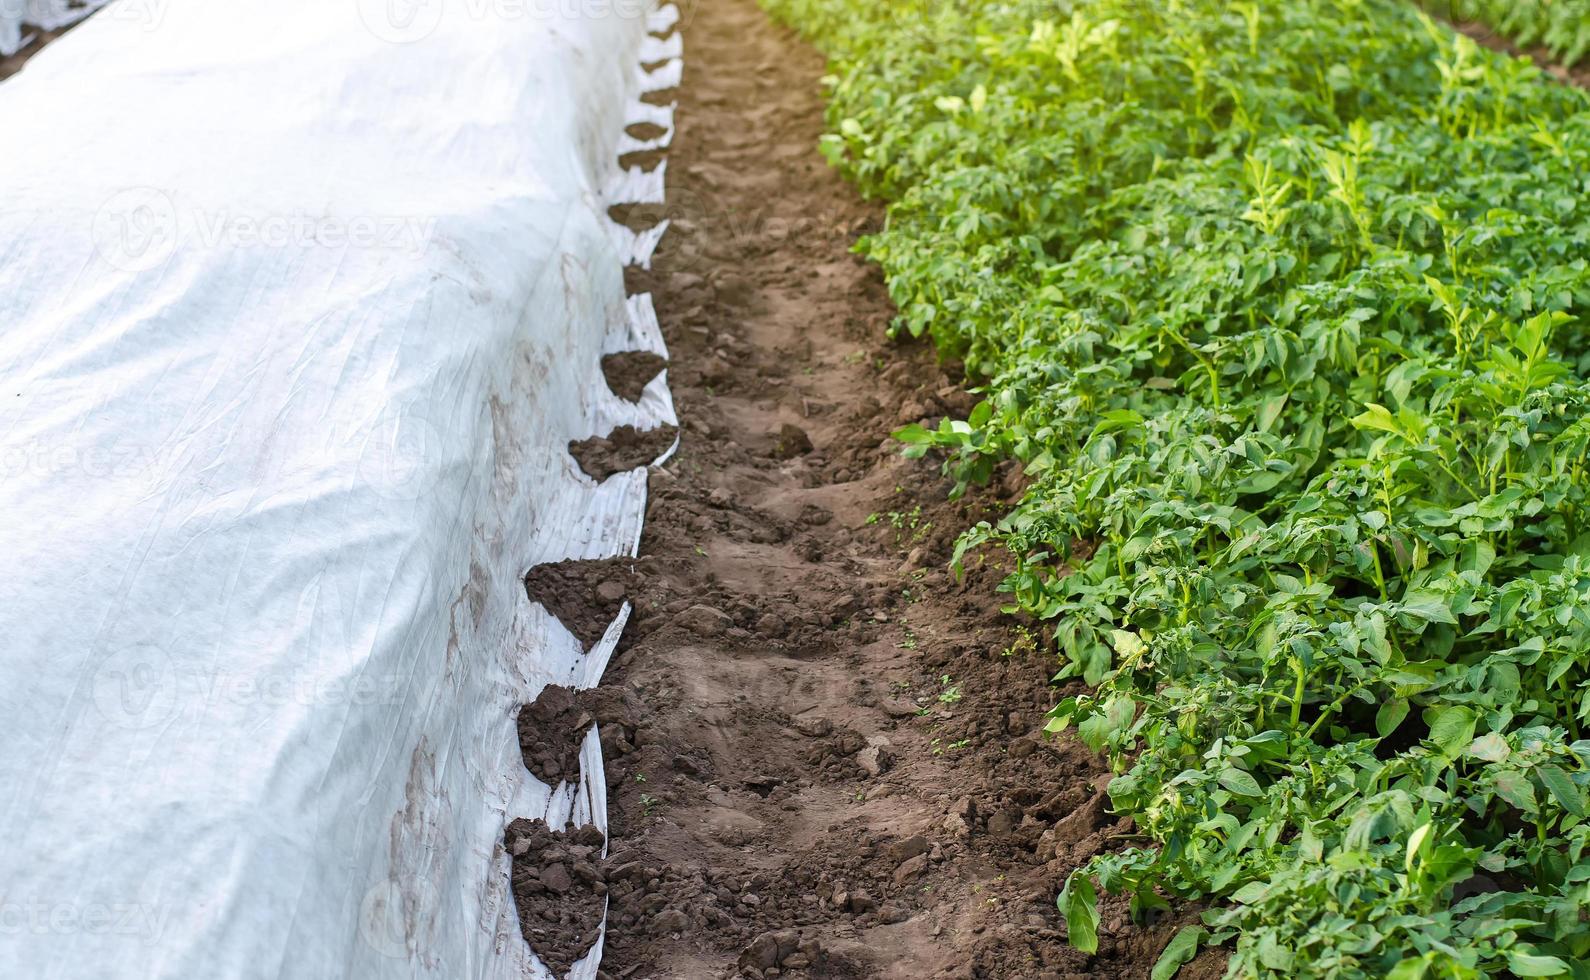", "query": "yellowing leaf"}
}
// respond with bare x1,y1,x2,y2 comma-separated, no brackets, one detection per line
1405,822,1433,871
1494,771,1539,813
1110,629,1148,659
1465,732,1511,763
